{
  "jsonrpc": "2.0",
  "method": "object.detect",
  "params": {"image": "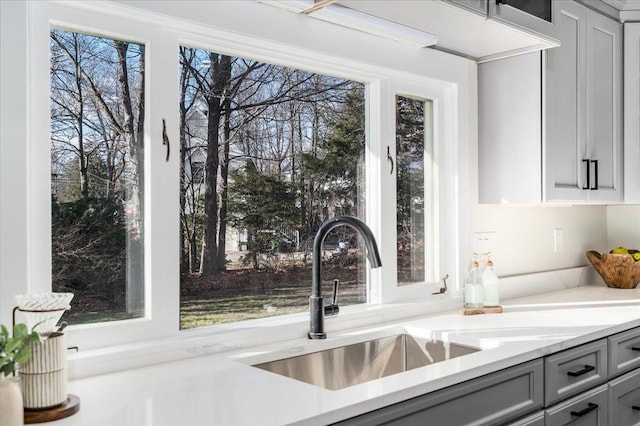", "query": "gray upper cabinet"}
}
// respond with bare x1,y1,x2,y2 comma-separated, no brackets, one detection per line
545,0,622,203
625,23,640,203
478,0,623,204
445,0,487,16
489,0,554,39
